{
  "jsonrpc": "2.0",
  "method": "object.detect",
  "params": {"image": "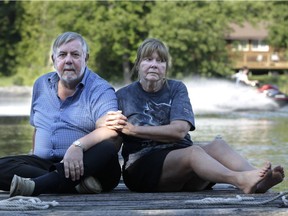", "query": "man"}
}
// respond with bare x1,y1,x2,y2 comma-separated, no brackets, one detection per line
232,66,259,87
0,32,122,196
